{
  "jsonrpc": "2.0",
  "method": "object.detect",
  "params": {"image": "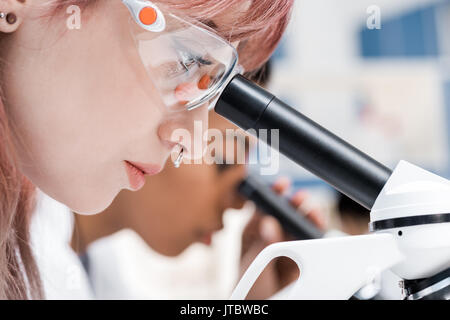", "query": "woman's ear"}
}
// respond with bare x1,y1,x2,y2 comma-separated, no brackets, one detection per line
0,0,30,33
